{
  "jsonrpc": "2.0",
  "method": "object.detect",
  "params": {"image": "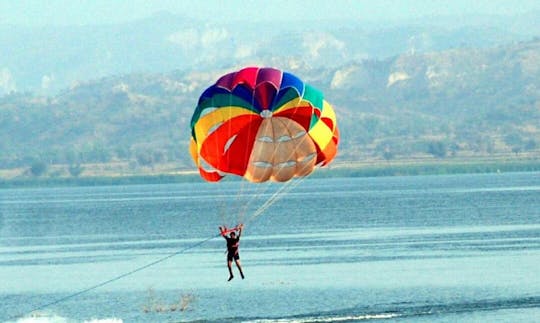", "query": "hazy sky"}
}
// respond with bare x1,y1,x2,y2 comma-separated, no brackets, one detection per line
2,0,540,26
